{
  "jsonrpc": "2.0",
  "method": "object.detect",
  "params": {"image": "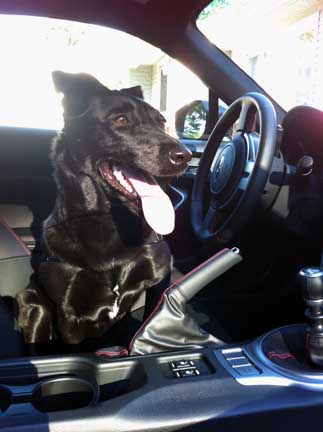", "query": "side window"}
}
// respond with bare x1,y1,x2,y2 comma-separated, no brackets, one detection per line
0,15,210,138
